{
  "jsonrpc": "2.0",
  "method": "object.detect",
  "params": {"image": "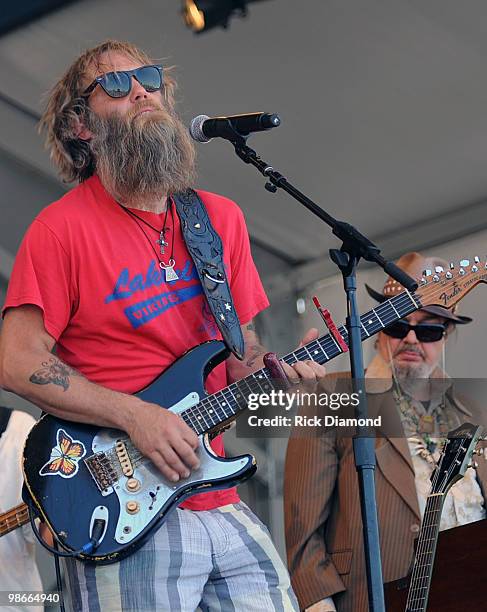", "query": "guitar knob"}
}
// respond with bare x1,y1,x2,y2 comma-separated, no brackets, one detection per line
126,478,141,492
126,501,140,514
